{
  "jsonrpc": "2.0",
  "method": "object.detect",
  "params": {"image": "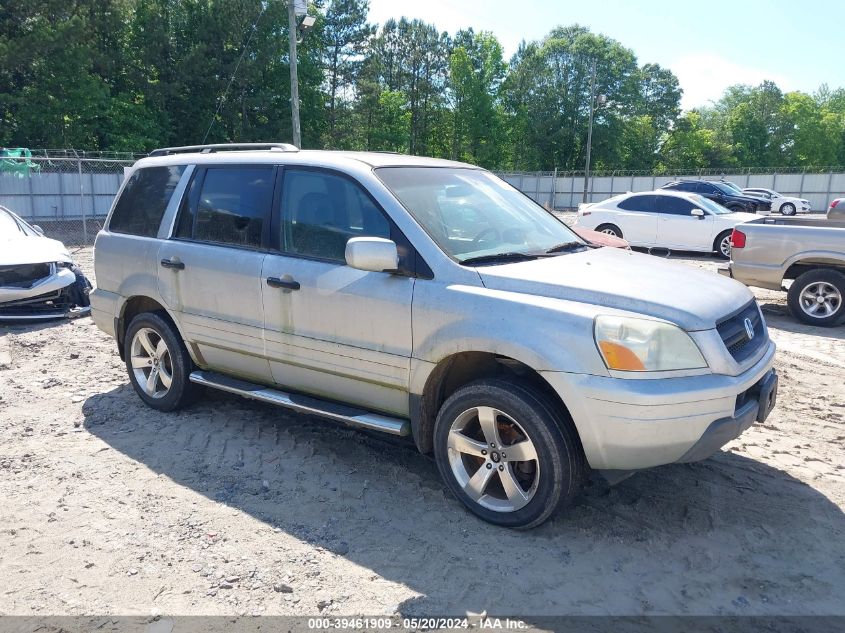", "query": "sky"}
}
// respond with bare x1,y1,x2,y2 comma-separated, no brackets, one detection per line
366,0,844,110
